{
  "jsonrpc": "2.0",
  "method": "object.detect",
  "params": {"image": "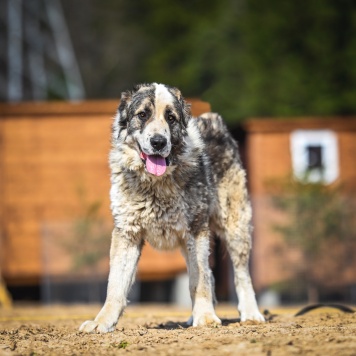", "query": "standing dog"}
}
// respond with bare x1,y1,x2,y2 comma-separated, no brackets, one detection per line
80,83,264,333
